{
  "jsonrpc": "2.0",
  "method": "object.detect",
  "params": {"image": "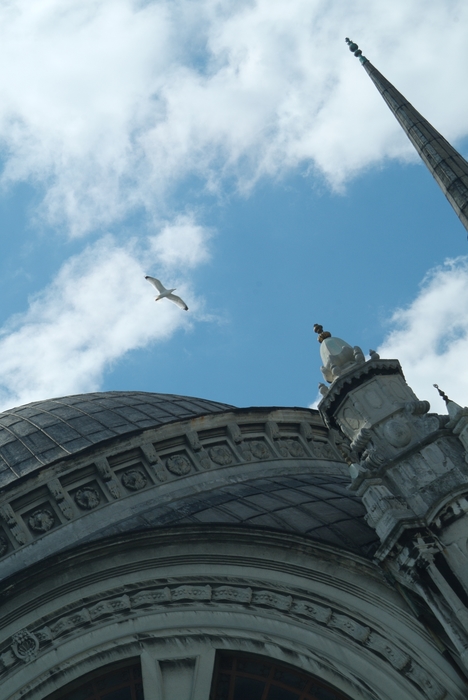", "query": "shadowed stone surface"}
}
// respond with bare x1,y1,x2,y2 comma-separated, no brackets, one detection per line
83,473,379,559
0,392,233,487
